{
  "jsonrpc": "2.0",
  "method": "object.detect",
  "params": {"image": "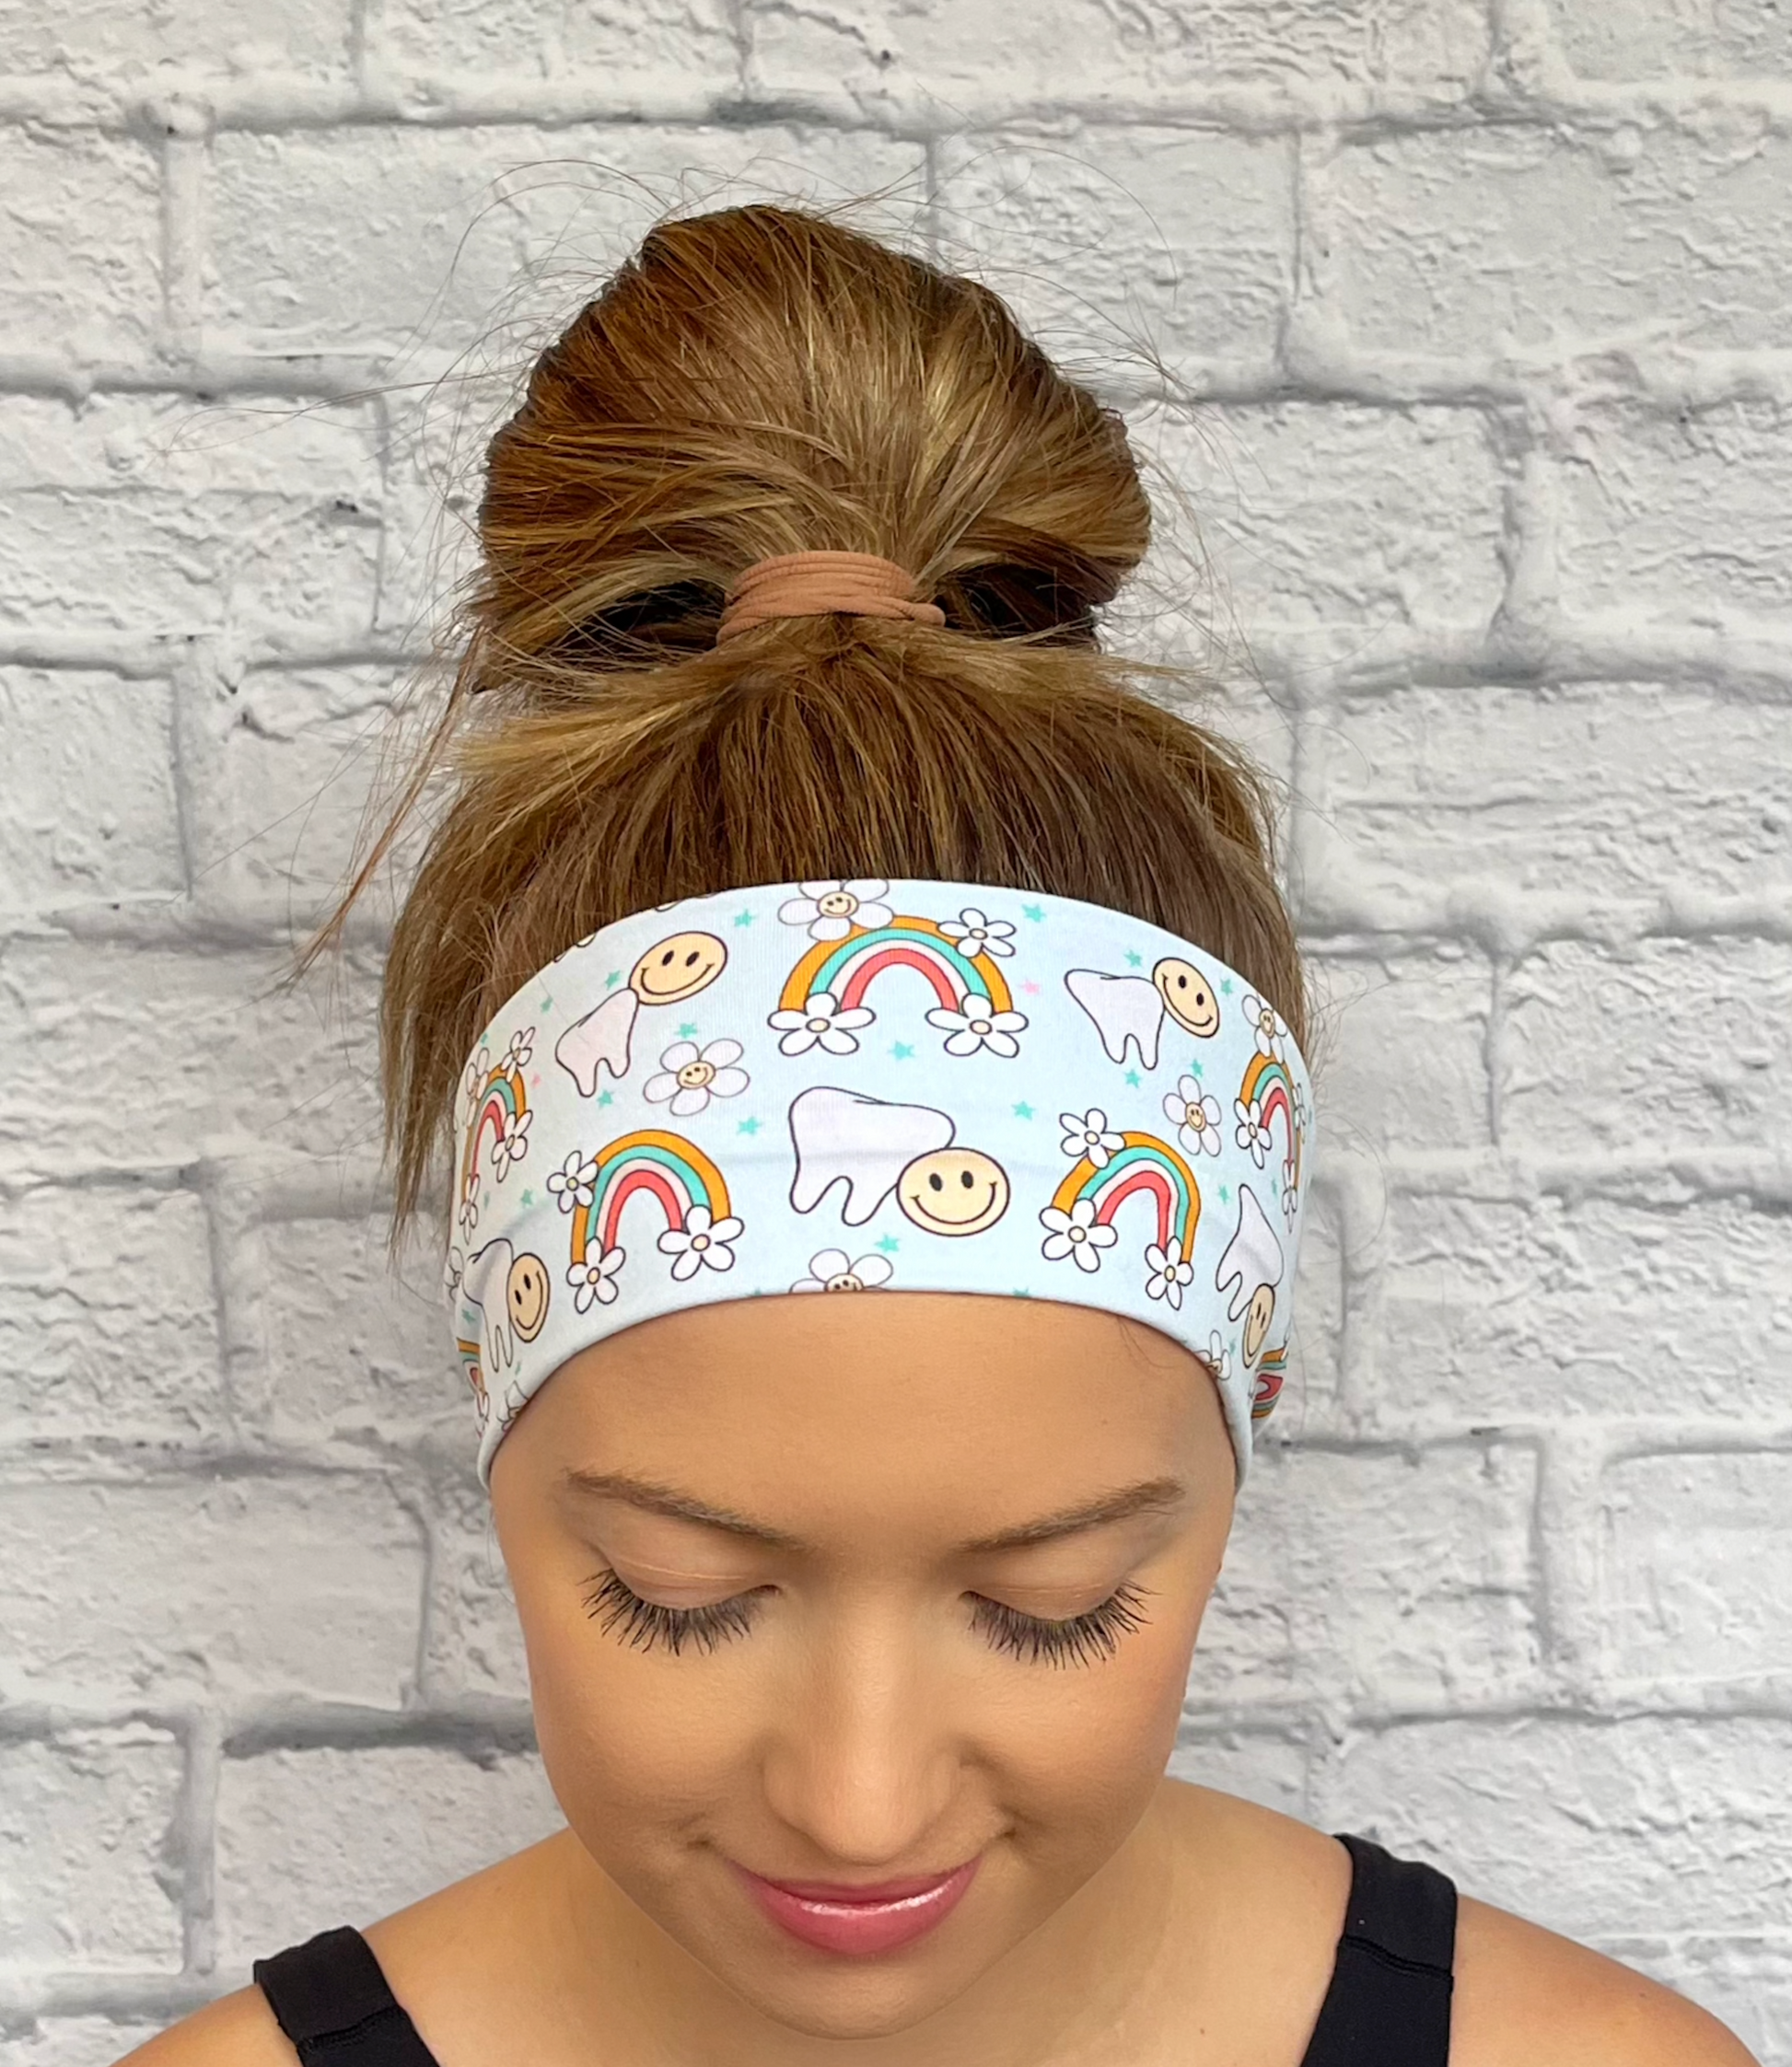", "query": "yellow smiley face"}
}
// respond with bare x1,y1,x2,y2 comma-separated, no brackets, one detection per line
1154,955,1222,1039
631,931,728,1004
898,1147,1011,1236
1242,1282,1276,1364
506,1252,551,1341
